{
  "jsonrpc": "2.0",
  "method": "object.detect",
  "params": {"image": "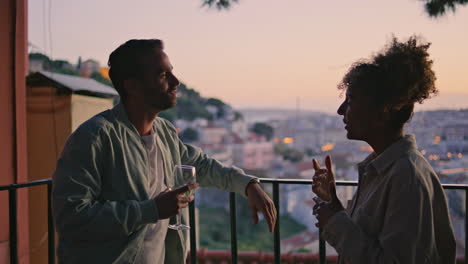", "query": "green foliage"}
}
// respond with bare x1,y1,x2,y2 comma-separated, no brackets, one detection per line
198,198,307,251
160,83,228,122
305,148,318,157
29,52,51,62
201,0,468,18
274,144,304,163
176,96,213,121
206,98,226,107
159,108,177,122
53,68,80,76
90,71,114,87
423,0,468,17
250,122,274,140
234,111,244,121
198,206,232,249
29,52,81,76
206,98,227,119
202,0,238,10
180,127,199,143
